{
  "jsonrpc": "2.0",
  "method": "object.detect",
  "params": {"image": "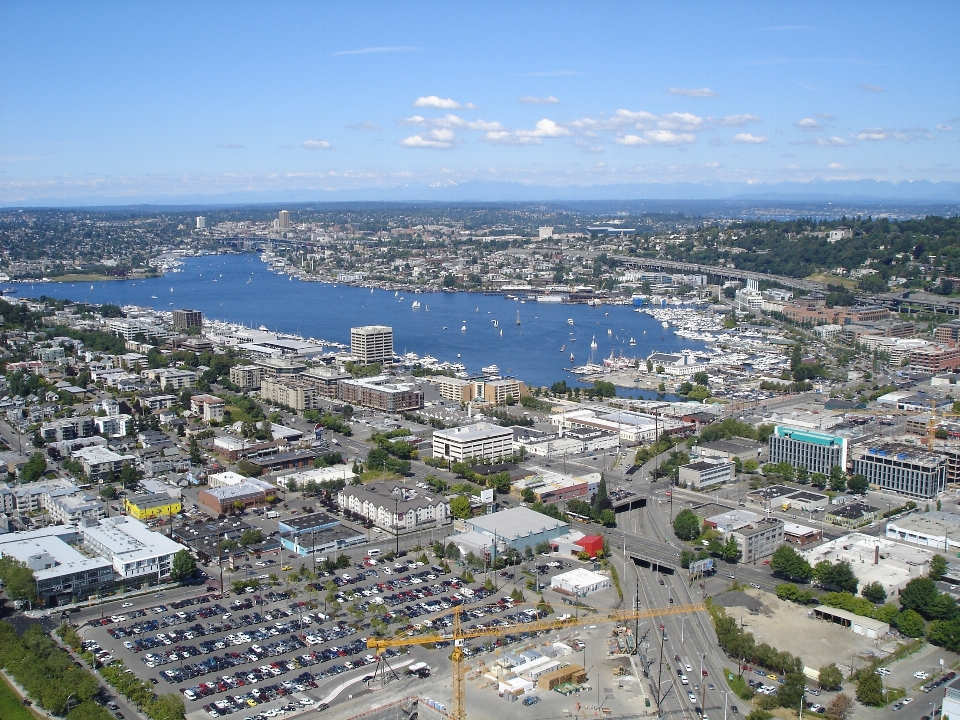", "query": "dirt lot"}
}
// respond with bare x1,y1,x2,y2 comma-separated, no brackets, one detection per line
734,590,885,671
